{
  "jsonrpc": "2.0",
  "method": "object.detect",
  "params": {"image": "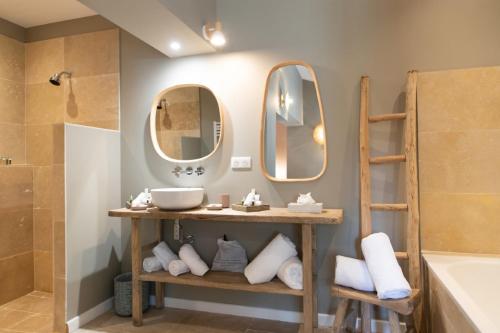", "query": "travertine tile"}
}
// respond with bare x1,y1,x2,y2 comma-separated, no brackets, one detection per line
53,221,65,278
53,123,65,164
64,74,119,129
52,165,65,222
26,82,64,125
0,34,25,83
0,123,26,165
3,294,53,315
33,167,52,210
25,38,64,85
418,67,500,132
0,308,33,329
64,29,119,77
0,78,25,124
27,125,54,166
34,250,53,292
34,209,53,251
9,313,53,332
0,252,34,305
53,276,66,333
0,208,33,258
0,166,33,211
